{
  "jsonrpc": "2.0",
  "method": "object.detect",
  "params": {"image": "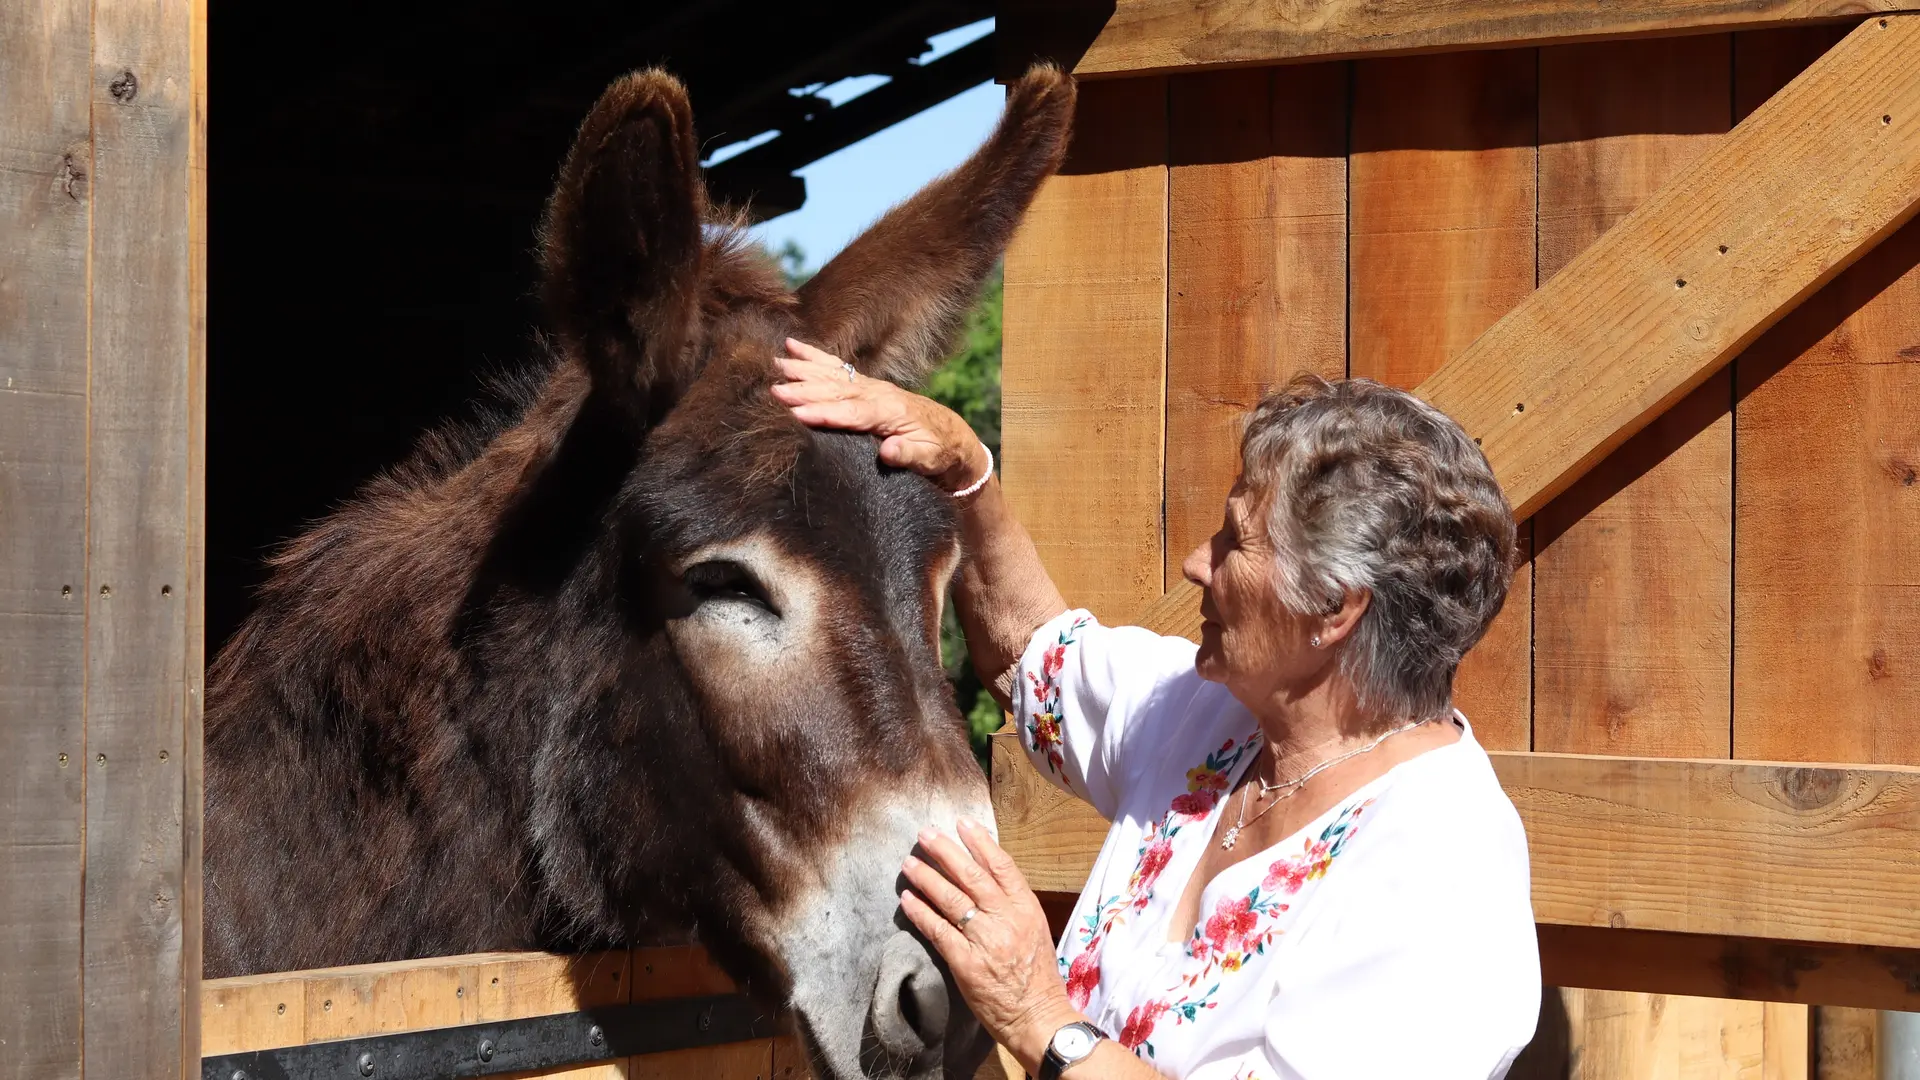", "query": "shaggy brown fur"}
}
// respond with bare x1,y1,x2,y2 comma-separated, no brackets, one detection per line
201,63,1075,1021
